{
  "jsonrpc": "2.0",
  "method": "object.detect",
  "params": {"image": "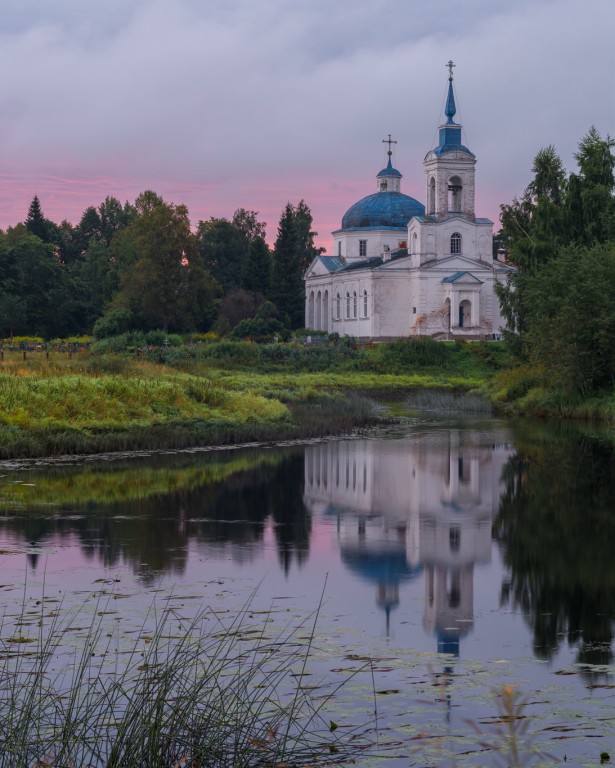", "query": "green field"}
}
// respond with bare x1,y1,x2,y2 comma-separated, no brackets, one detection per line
0,338,503,459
